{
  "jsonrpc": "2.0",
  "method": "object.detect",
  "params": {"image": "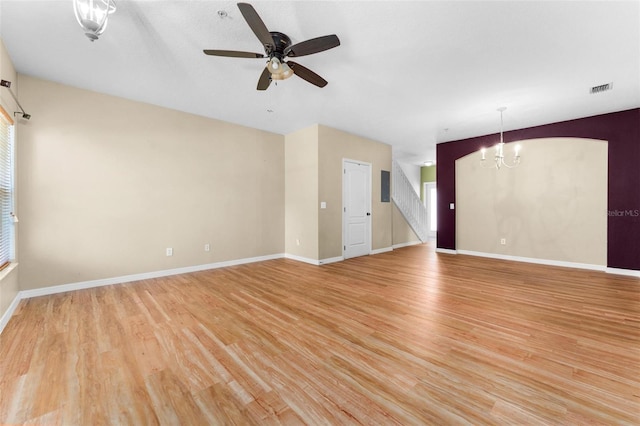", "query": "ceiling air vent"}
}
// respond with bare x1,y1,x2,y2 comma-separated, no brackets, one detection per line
590,82,613,94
